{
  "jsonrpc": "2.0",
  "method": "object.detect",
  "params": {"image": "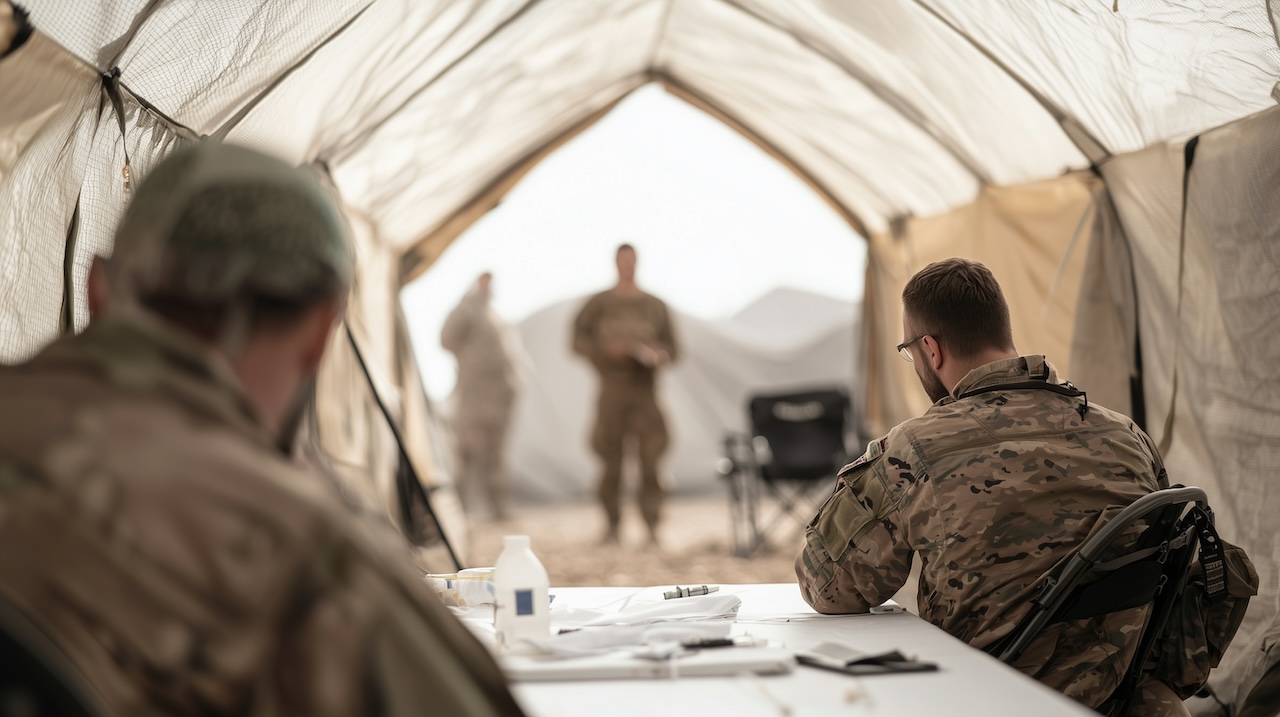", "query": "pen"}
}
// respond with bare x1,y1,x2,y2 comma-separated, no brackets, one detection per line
664,585,720,599
681,636,762,648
